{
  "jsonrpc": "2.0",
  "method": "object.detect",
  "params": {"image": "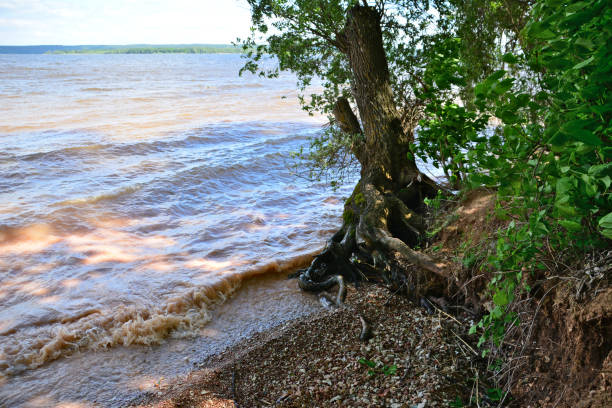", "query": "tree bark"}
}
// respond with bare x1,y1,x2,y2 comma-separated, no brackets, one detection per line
298,5,444,302
339,5,438,199
343,5,416,188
